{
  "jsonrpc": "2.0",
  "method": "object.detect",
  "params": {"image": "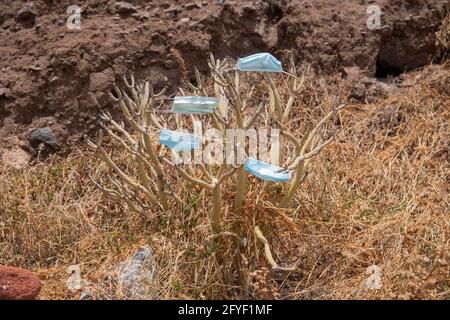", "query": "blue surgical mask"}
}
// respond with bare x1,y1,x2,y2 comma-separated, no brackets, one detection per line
236,53,283,73
171,96,219,114
159,129,201,151
244,157,291,182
